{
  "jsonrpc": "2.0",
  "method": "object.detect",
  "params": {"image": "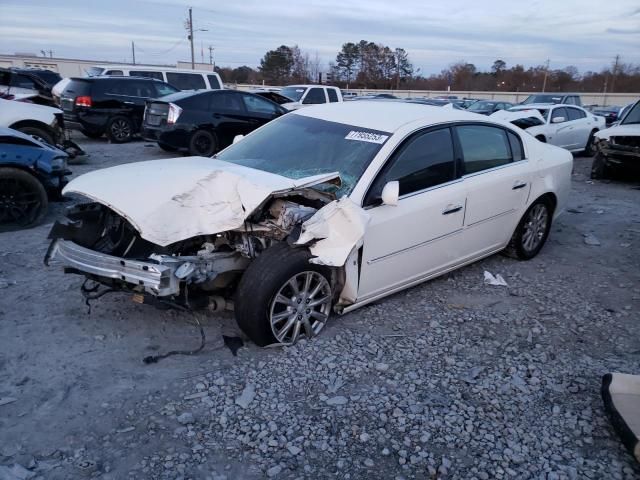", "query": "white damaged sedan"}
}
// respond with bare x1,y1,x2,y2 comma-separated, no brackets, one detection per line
46,102,572,346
